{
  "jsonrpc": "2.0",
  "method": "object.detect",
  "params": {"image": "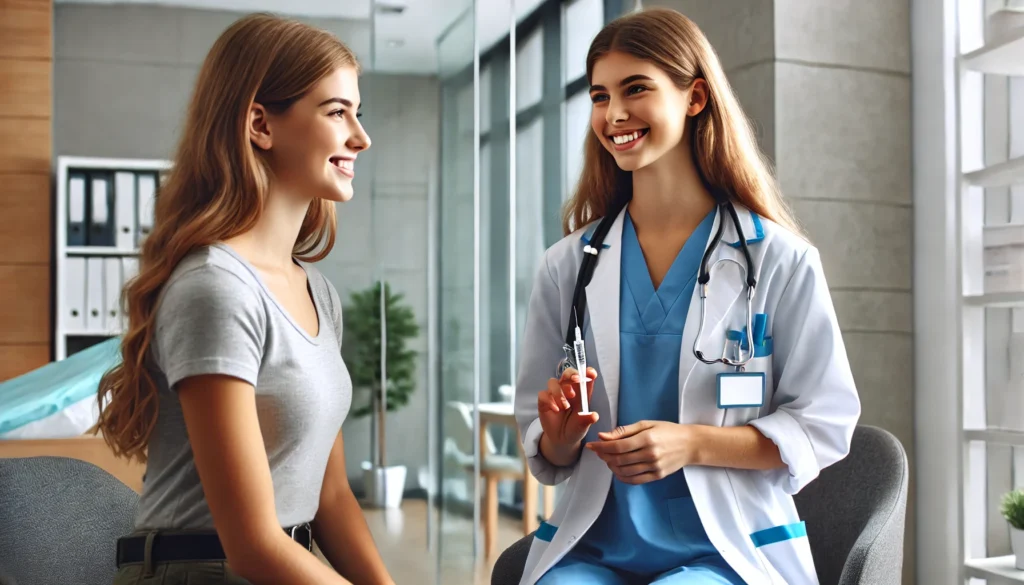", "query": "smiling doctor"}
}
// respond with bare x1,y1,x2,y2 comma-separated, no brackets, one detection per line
514,8,861,585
